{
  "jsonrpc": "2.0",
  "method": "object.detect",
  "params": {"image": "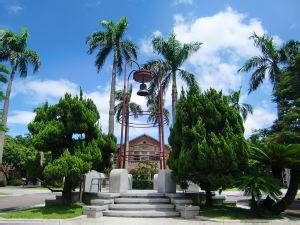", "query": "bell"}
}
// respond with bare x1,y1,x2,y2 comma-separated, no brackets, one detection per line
137,83,149,96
